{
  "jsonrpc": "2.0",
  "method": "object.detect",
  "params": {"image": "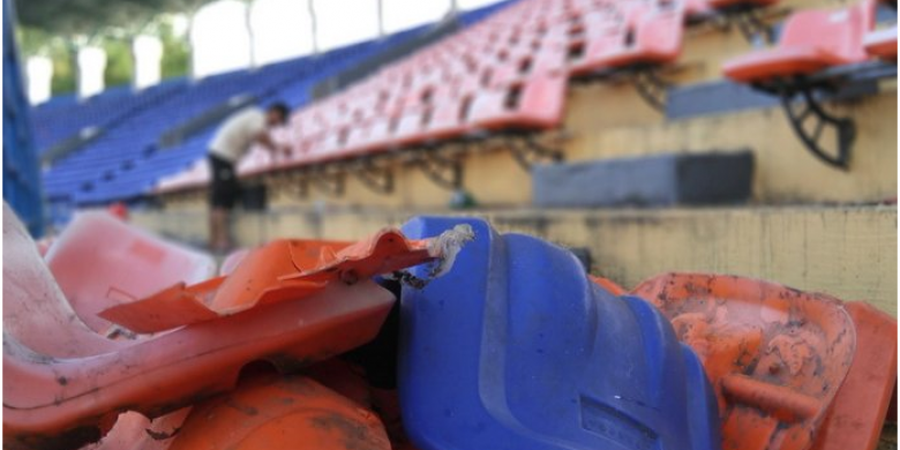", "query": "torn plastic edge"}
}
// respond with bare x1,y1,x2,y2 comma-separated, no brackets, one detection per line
98,226,472,334
385,224,476,287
